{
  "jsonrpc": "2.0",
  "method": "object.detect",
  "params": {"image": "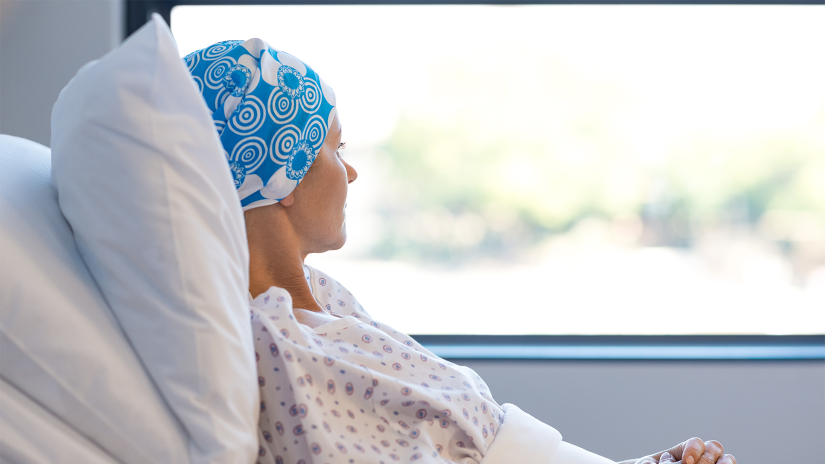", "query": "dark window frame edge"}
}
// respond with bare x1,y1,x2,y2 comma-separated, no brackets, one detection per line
414,335,825,360
127,0,825,38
